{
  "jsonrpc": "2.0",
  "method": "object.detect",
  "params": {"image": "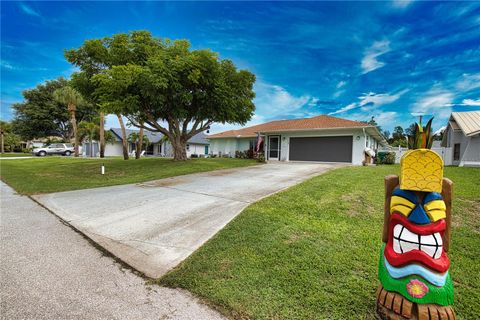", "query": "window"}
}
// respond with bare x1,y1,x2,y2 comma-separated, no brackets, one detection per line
249,139,256,150
453,143,461,161
157,144,162,154
186,144,190,151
